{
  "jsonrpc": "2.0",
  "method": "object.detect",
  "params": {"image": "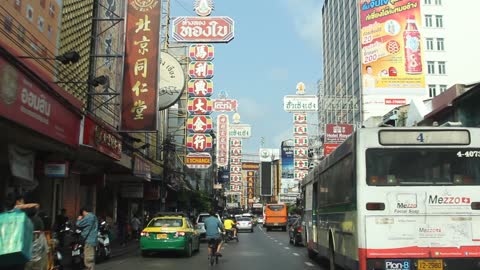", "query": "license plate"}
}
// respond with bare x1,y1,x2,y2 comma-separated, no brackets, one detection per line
156,234,167,239
418,259,443,270
274,223,278,226
72,250,80,256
